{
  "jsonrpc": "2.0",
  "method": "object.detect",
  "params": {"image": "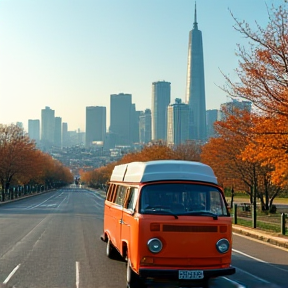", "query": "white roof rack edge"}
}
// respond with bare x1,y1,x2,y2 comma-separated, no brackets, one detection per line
110,160,218,184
